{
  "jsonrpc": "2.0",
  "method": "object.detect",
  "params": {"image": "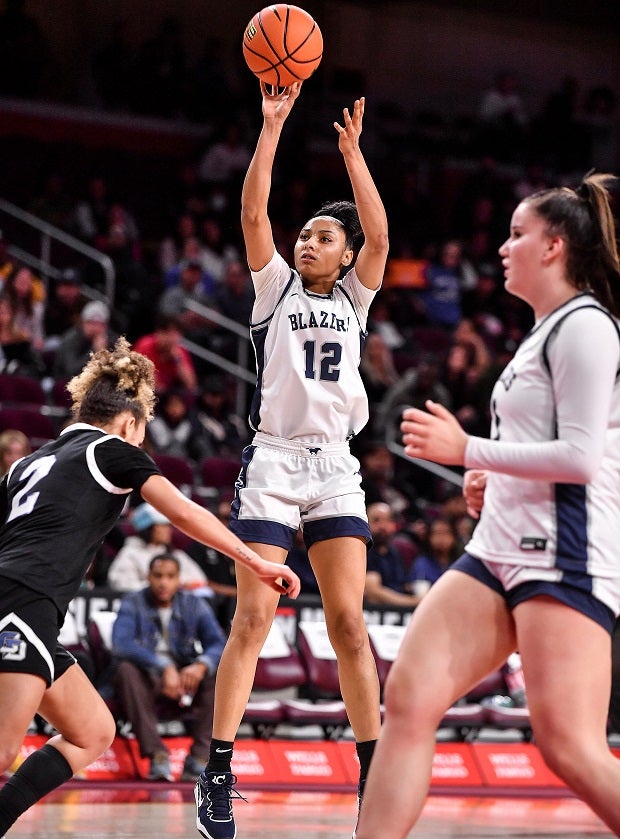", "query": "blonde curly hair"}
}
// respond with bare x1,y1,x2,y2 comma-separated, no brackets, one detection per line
66,336,156,424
